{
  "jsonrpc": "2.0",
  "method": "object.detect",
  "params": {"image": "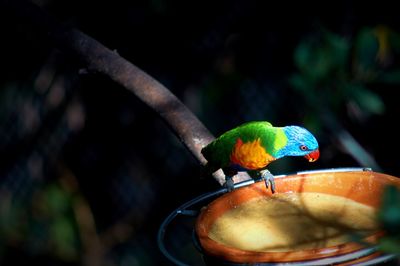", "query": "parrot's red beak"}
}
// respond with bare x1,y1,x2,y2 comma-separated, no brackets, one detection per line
305,149,319,162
